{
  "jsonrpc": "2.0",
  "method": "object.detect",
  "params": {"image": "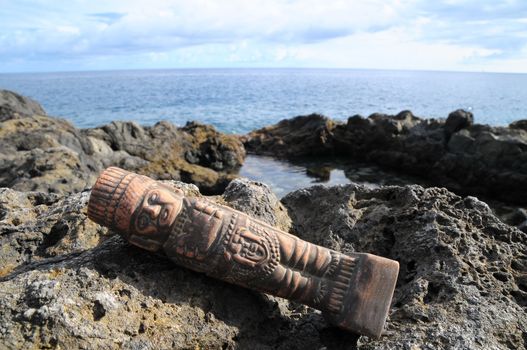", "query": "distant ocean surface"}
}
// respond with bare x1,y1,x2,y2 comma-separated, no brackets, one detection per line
1,68,526,133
